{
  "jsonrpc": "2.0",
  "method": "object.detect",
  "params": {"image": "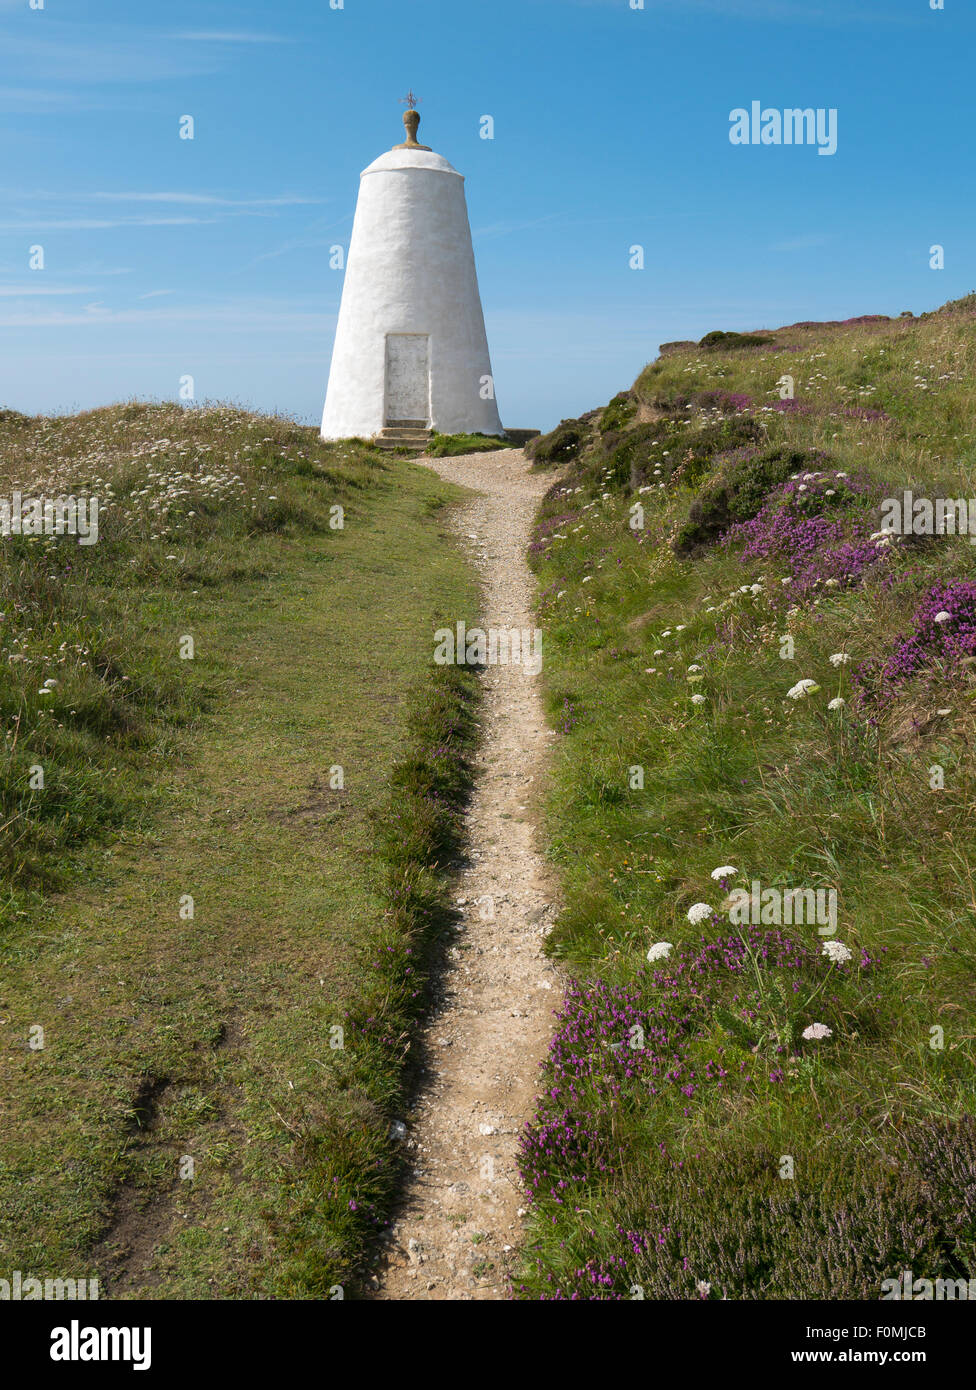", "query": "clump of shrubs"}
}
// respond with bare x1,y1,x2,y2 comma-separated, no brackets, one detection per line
674,445,828,556
599,392,637,433
677,417,766,486
527,418,590,467
603,416,765,494
650,391,692,416
699,330,777,351
603,422,676,489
